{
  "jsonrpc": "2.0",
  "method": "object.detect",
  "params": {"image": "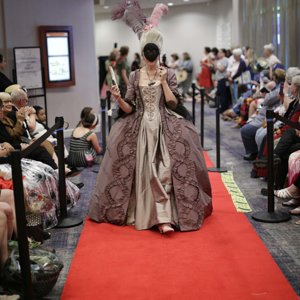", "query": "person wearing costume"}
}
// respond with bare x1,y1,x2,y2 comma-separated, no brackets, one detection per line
88,1,212,233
